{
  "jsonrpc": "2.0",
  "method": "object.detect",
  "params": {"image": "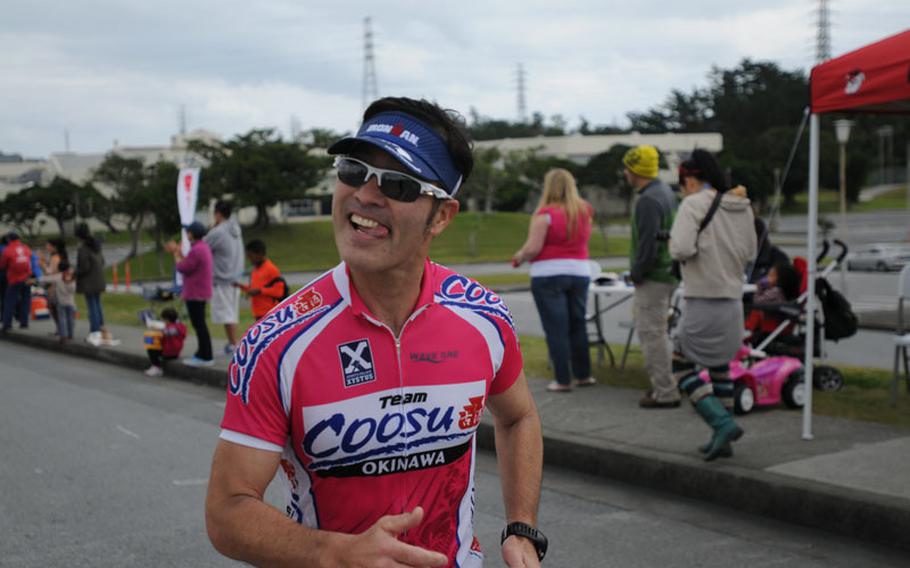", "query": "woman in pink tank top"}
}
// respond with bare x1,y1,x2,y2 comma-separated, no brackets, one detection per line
512,168,595,392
